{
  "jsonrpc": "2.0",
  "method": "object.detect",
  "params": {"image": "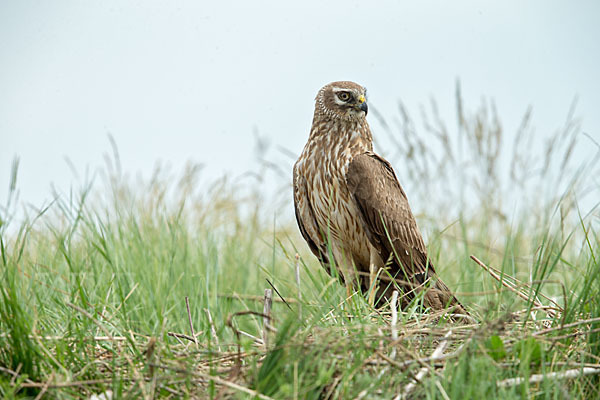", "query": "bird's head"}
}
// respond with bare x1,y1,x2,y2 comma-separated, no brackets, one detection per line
315,81,368,120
